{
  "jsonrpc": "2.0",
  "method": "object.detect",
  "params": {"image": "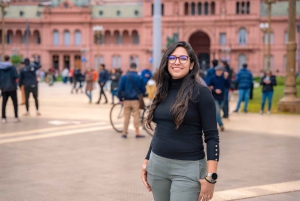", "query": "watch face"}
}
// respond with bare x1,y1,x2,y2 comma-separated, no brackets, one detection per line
212,173,218,180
